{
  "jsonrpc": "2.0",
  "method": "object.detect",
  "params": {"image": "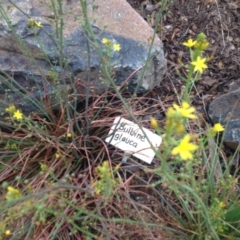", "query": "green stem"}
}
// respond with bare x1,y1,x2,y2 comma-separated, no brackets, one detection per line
183,48,202,102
